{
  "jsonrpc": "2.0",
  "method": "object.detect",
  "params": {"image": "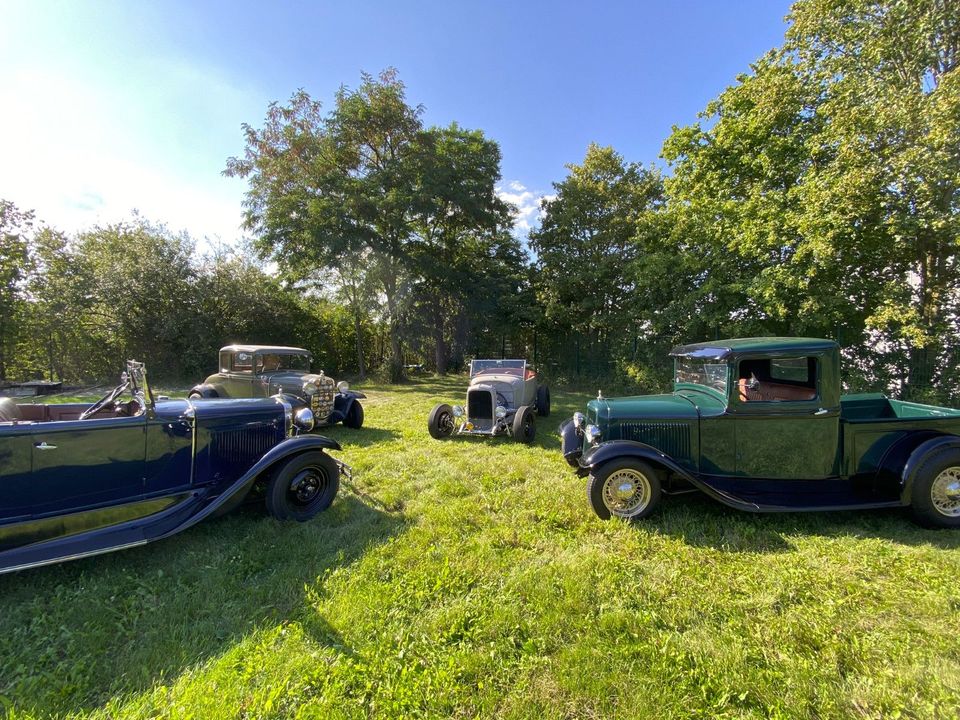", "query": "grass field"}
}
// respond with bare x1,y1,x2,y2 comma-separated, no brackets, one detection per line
2,378,959,719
